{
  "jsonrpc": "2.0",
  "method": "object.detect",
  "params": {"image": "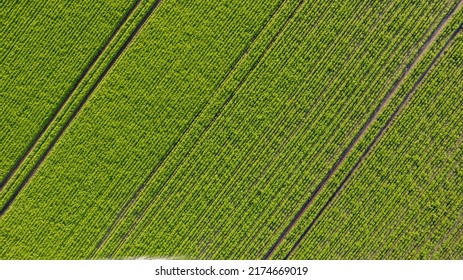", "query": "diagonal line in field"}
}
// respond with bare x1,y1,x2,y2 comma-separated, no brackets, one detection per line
264,0,463,260
0,0,163,217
